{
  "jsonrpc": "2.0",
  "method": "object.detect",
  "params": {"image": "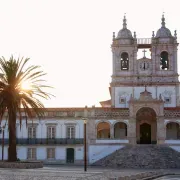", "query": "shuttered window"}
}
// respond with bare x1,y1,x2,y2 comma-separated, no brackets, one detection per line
47,148,55,159
47,126,56,139
28,127,36,138
27,148,36,159
66,126,75,138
